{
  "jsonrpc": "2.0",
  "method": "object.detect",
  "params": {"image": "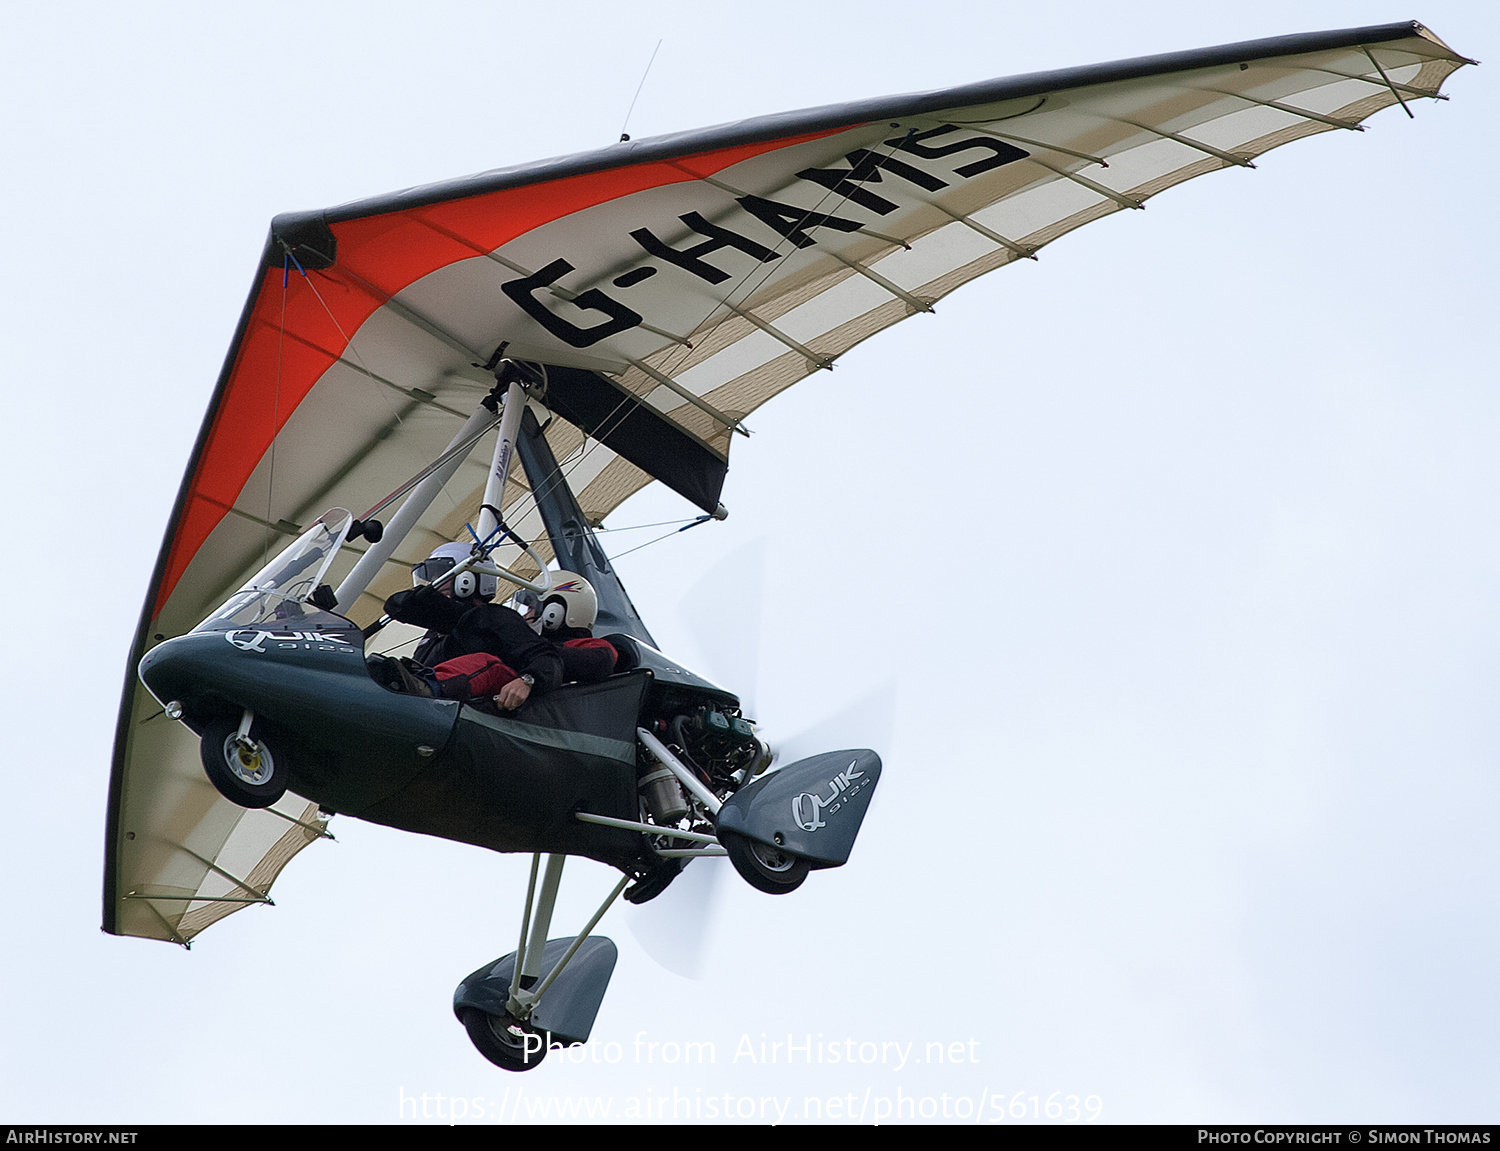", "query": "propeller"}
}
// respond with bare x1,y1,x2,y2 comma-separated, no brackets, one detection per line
626,540,761,977
769,680,896,772
676,539,765,717
624,854,728,978
624,538,893,977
